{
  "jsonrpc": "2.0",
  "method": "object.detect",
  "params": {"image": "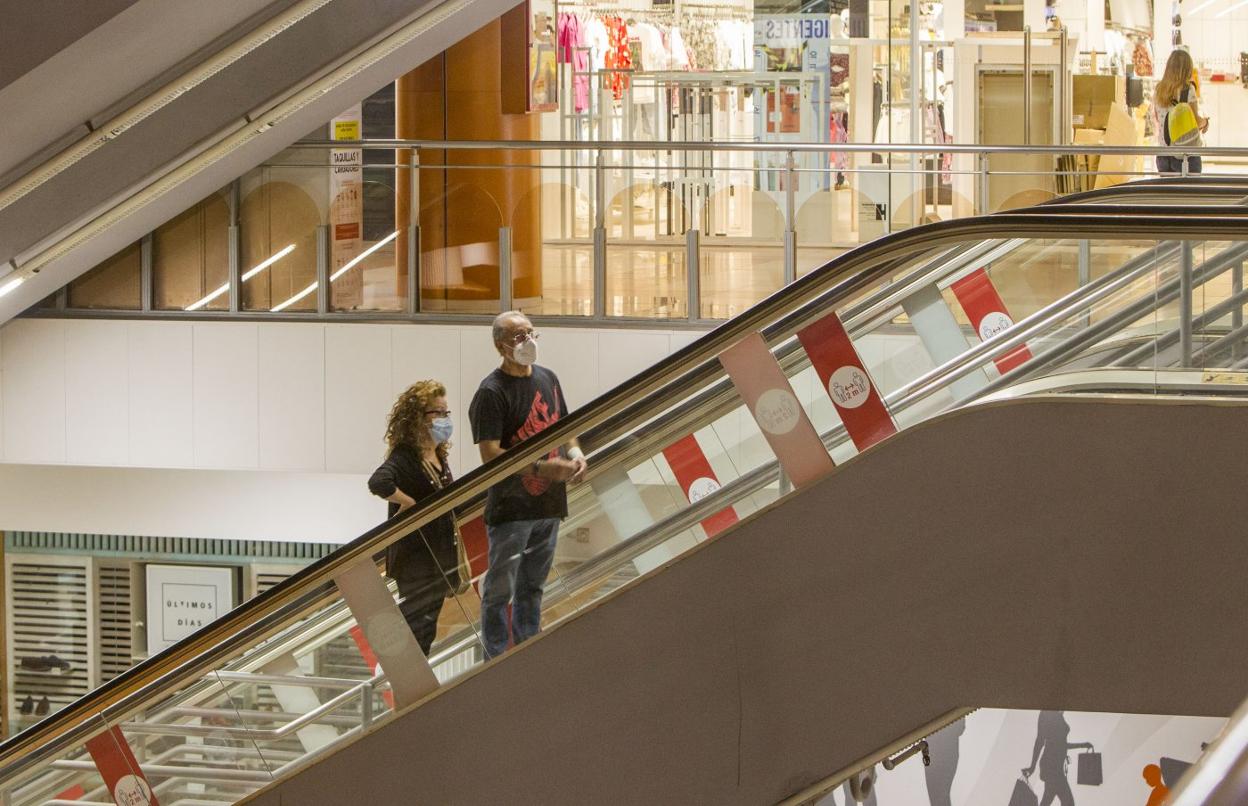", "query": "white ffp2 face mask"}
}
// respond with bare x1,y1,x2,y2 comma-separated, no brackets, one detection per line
512,338,538,366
